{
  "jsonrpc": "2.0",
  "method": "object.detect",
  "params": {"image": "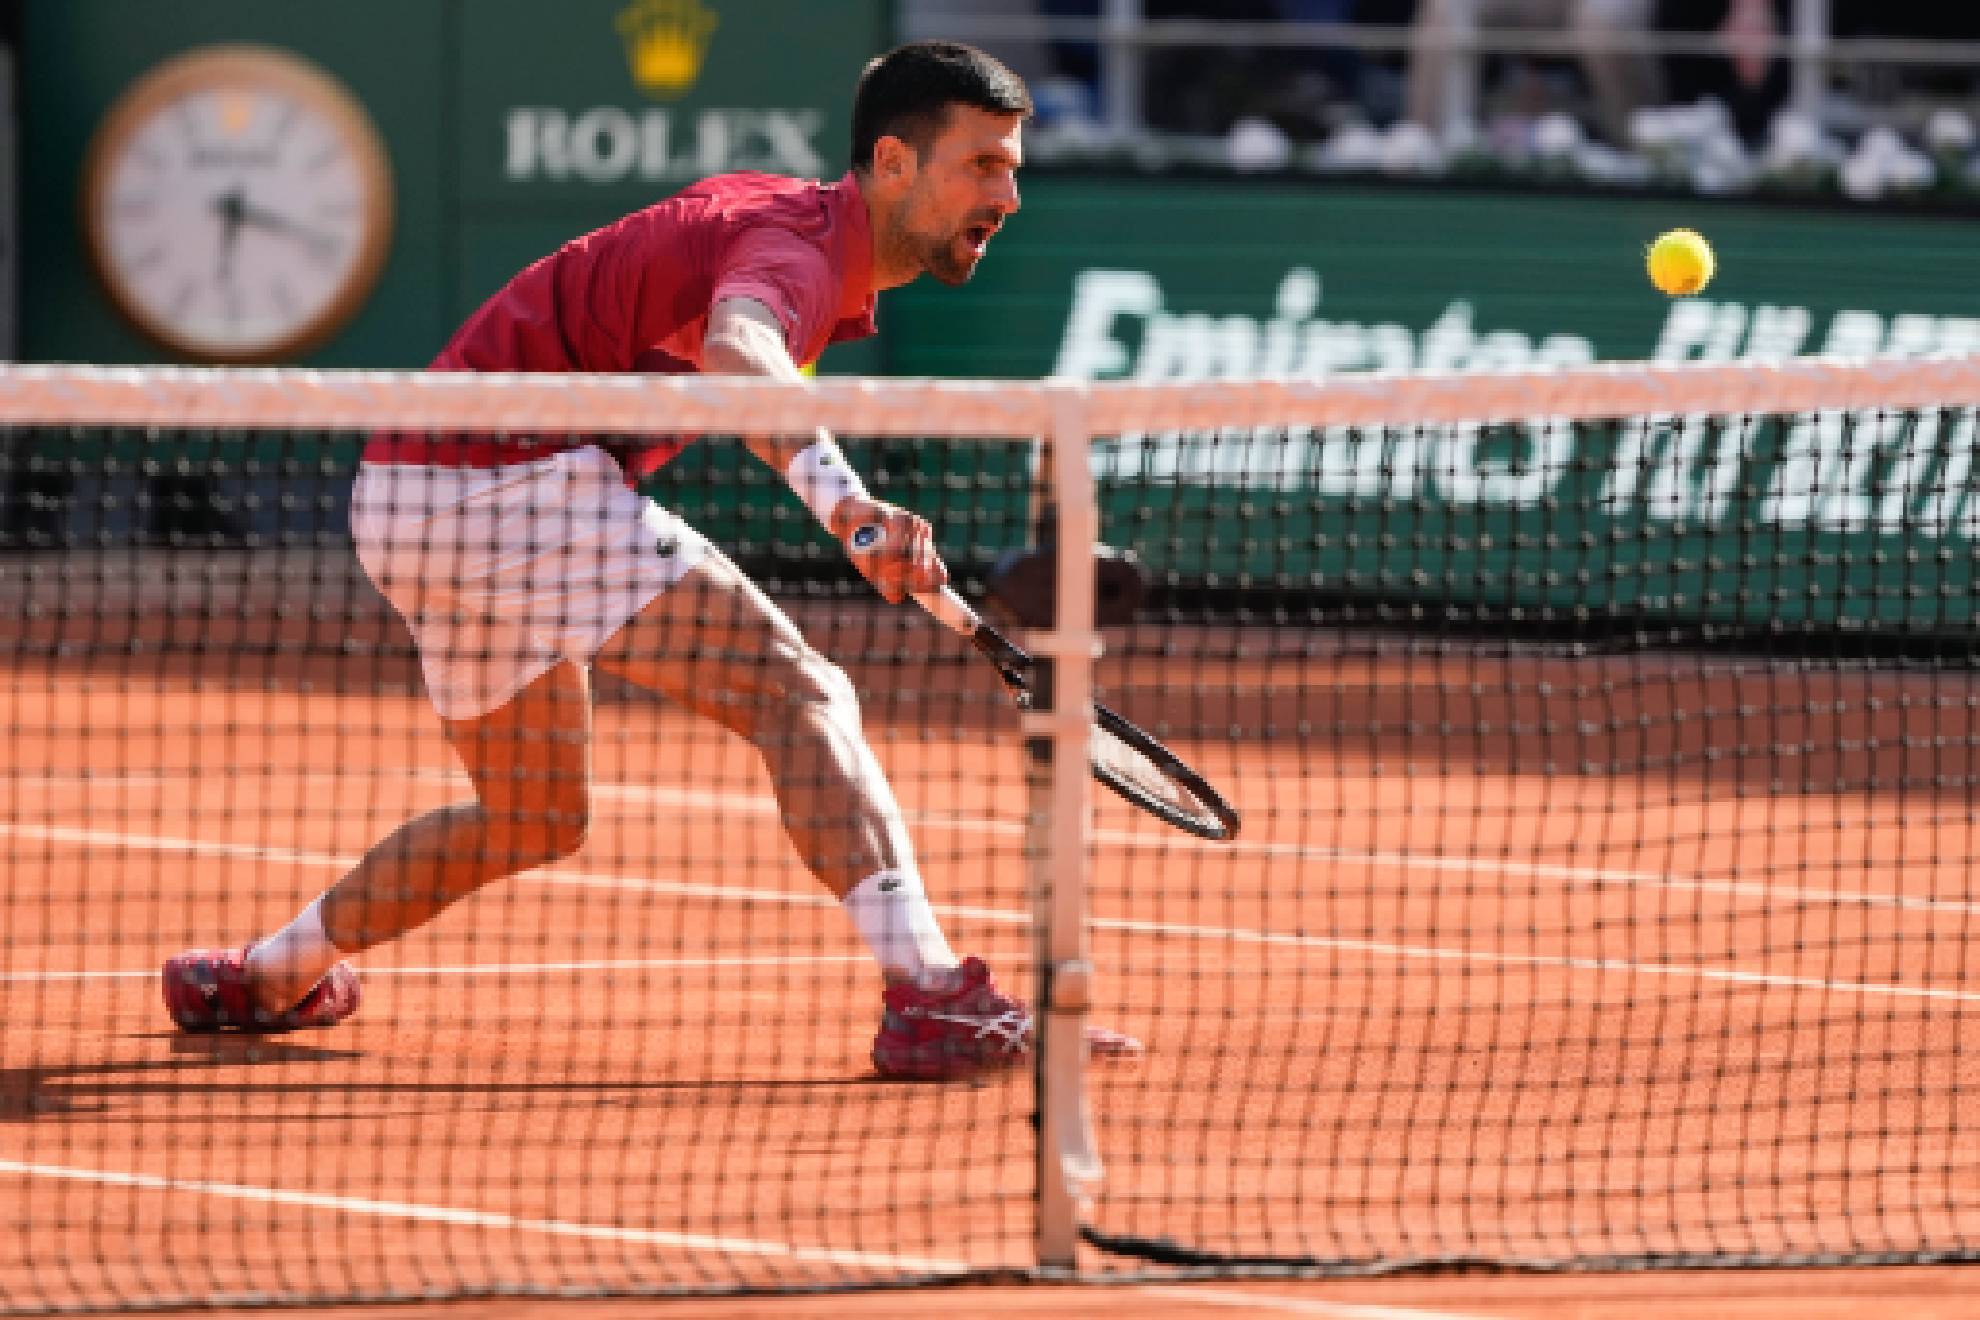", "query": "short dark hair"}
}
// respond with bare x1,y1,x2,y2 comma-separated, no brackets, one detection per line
851,41,1031,170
